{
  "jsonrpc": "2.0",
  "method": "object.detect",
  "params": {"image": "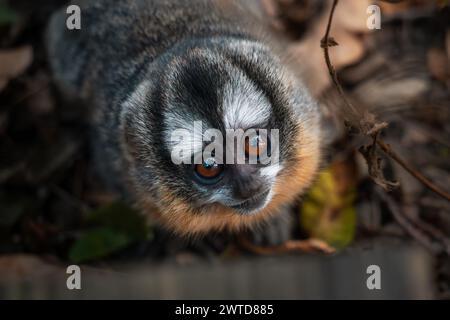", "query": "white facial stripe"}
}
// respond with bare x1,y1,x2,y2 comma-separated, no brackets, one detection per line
165,117,205,164
204,187,233,204
260,164,283,180
222,73,271,130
